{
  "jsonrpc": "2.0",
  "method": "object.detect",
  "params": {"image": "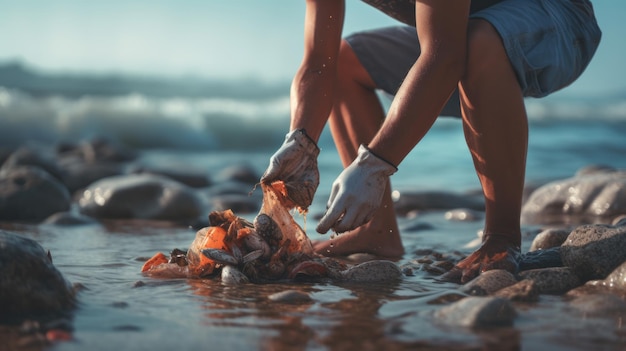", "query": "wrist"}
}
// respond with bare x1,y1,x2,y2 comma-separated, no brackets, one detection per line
357,144,397,175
